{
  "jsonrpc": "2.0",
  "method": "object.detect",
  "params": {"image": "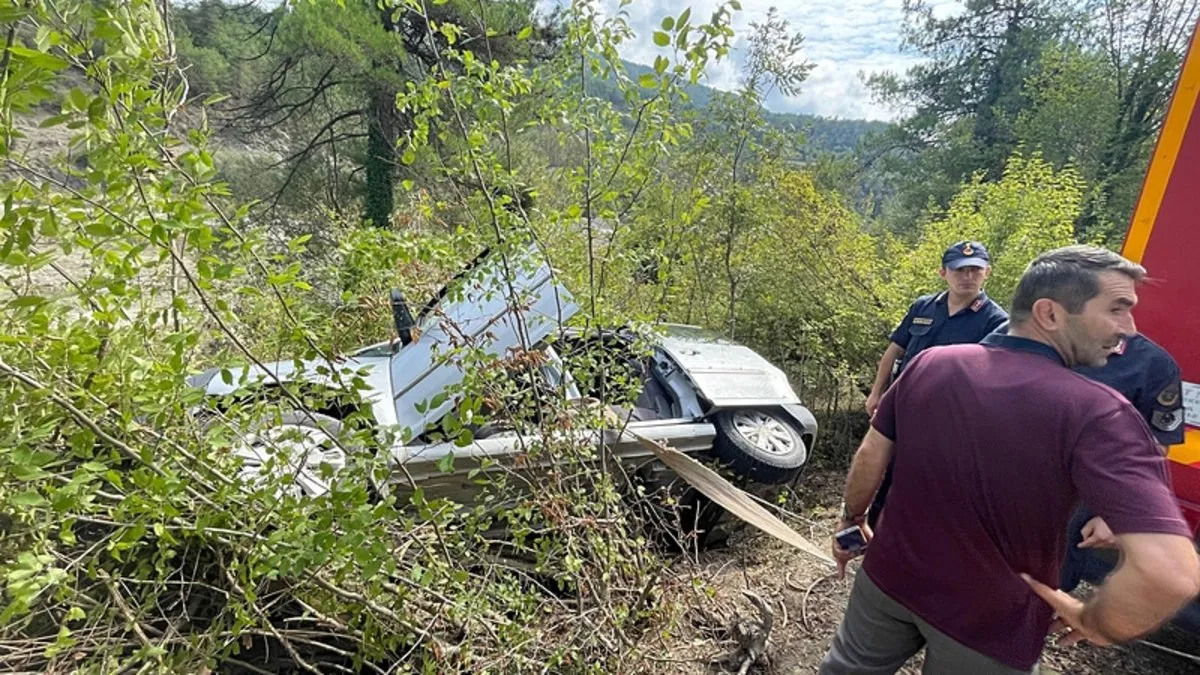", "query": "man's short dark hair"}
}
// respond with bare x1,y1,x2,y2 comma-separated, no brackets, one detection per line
1009,245,1146,323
